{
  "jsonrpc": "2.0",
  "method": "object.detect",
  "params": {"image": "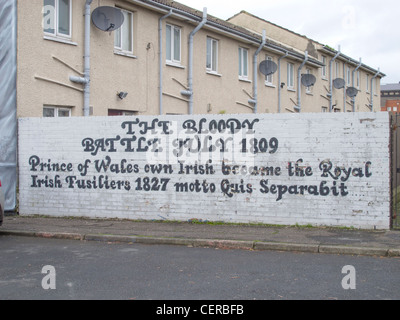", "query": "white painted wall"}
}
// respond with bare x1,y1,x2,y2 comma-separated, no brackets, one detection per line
18,112,391,229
